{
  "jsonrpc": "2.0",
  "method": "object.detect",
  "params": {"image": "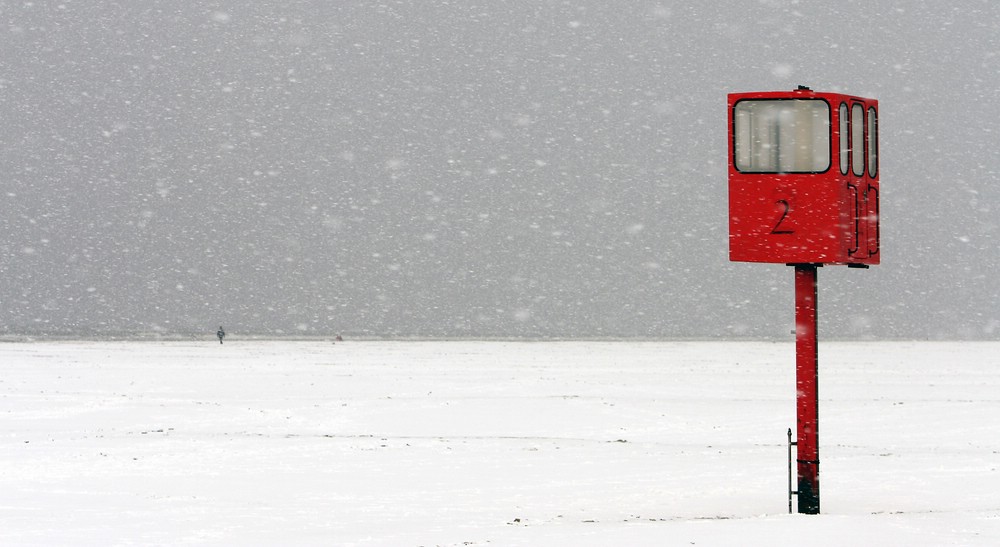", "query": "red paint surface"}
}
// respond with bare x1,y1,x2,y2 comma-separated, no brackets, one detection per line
795,264,820,514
